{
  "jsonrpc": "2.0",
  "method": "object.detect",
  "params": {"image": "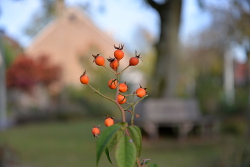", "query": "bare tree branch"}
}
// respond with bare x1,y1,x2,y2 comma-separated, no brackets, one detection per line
146,0,161,10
